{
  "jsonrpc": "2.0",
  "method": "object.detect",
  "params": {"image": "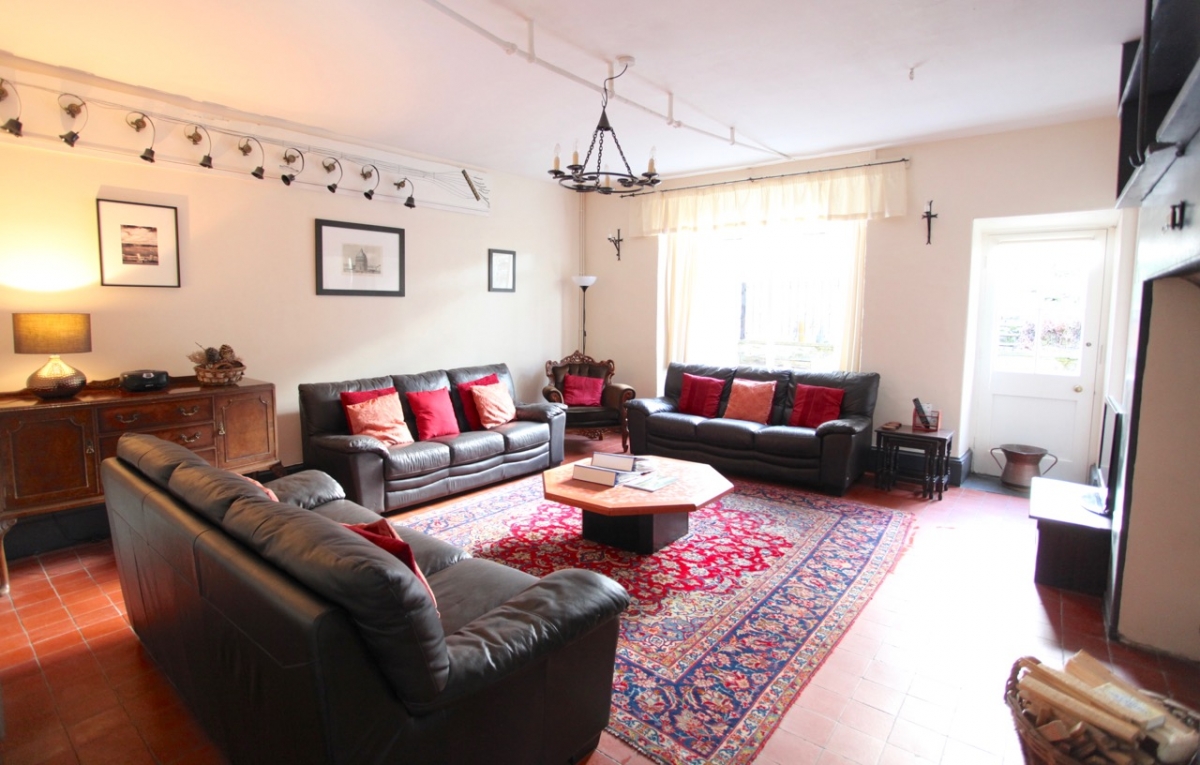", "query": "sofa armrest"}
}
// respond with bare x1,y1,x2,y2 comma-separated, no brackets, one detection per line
265,470,346,509
542,385,565,404
515,402,566,466
407,569,630,713
626,396,676,418
815,416,871,437
305,435,388,512
308,433,390,457
625,397,677,455
602,383,636,411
